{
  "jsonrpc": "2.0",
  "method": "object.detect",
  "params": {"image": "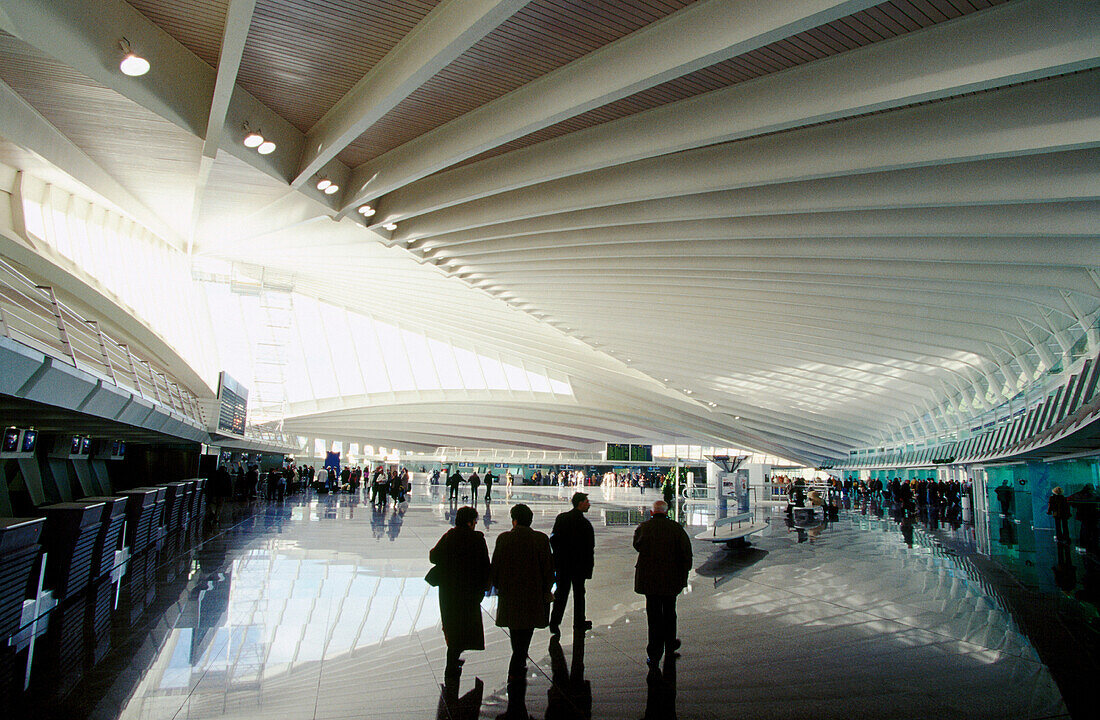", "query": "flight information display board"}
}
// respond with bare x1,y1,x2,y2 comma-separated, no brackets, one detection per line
606,443,630,461
217,371,248,435
629,444,652,462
